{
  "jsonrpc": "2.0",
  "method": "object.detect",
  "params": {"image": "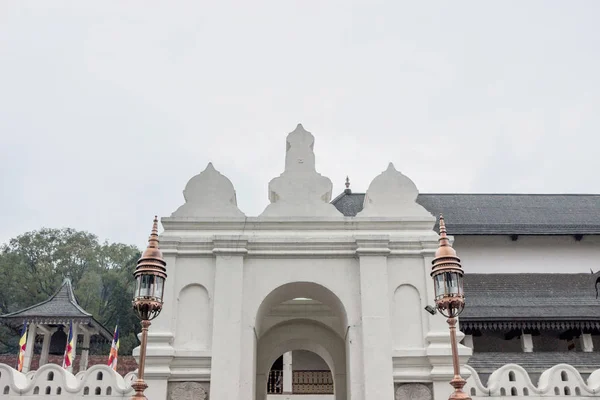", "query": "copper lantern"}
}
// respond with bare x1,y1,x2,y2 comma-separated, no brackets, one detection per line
131,216,167,400
133,216,167,321
431,215,470,400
